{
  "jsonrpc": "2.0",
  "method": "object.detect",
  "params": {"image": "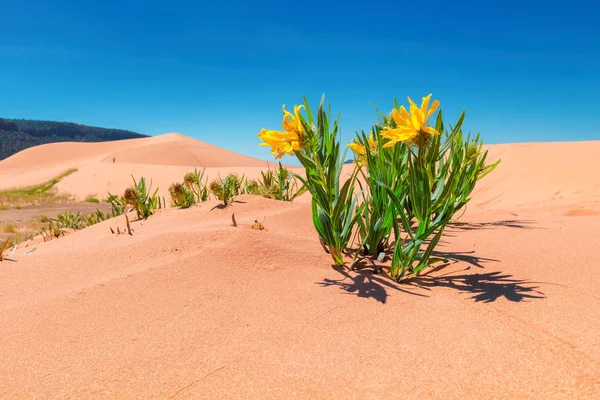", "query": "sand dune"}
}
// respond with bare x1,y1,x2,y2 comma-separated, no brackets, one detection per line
0,133,280,200
1,137,599,399
472,141,600,215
